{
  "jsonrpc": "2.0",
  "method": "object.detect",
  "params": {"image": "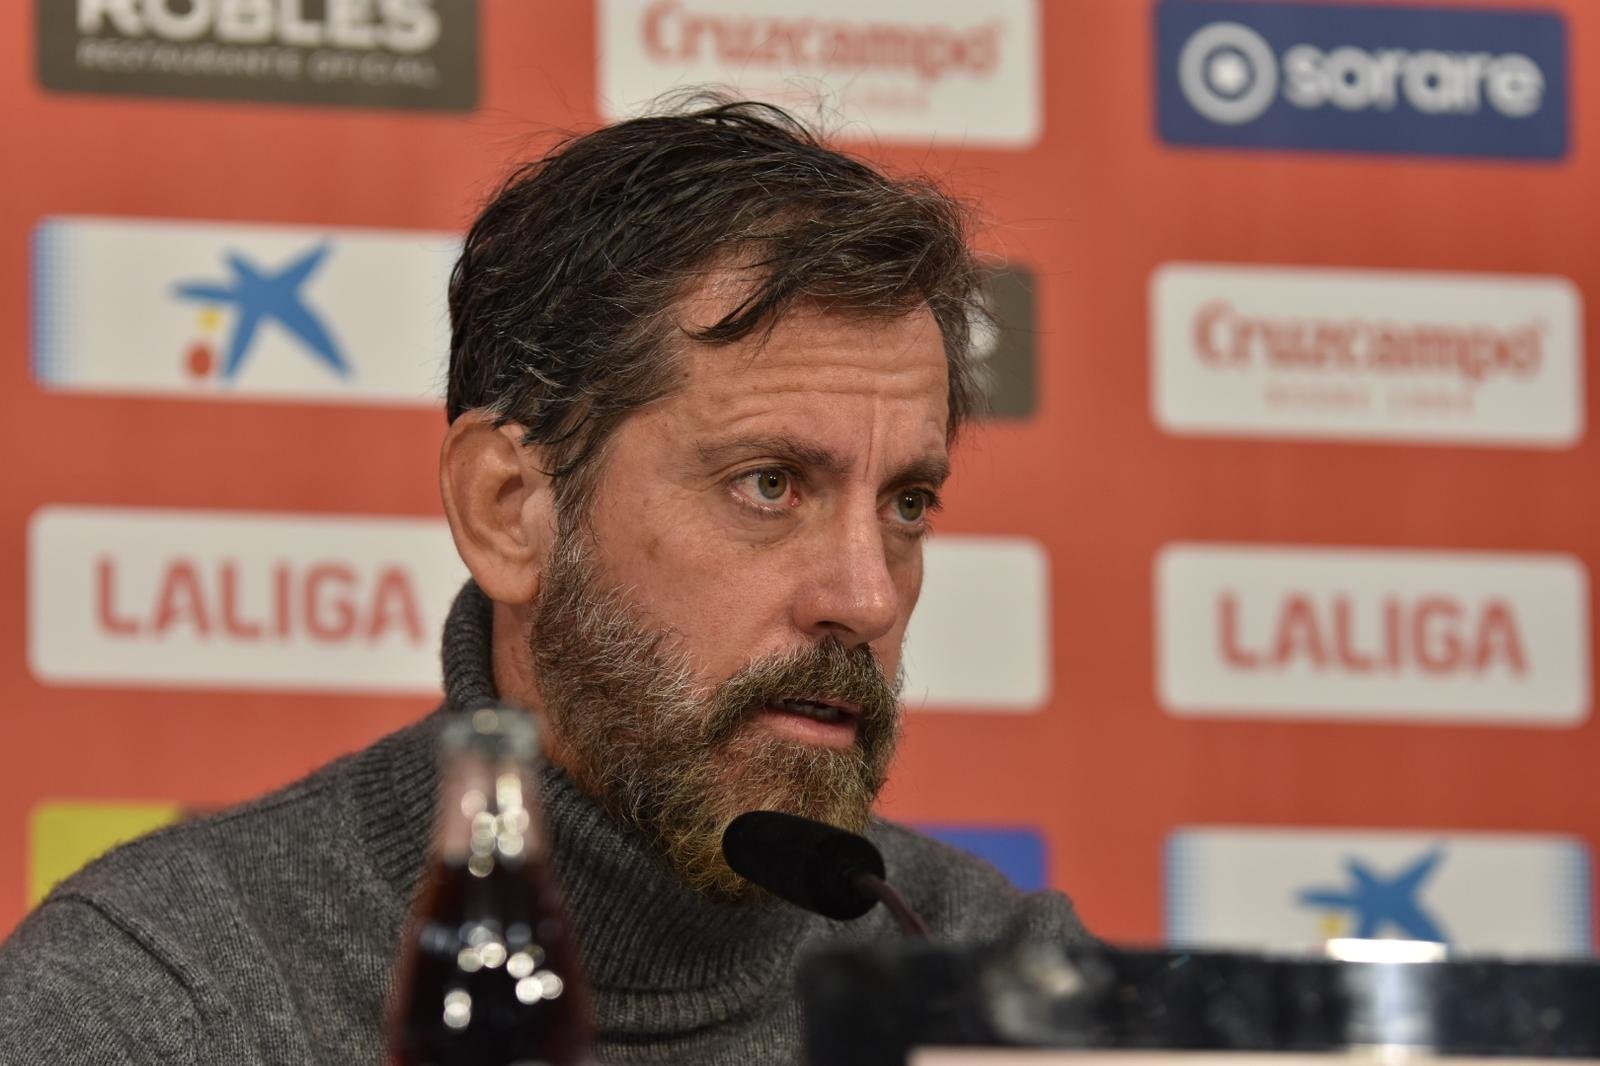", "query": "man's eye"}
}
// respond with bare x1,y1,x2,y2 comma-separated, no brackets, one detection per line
742,469,792,503
756,471,788,500
895,492,927,522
